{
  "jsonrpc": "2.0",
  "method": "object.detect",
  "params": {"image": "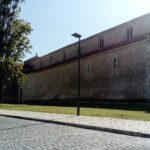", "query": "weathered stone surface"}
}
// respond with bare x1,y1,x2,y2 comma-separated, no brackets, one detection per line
24,13,150,102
